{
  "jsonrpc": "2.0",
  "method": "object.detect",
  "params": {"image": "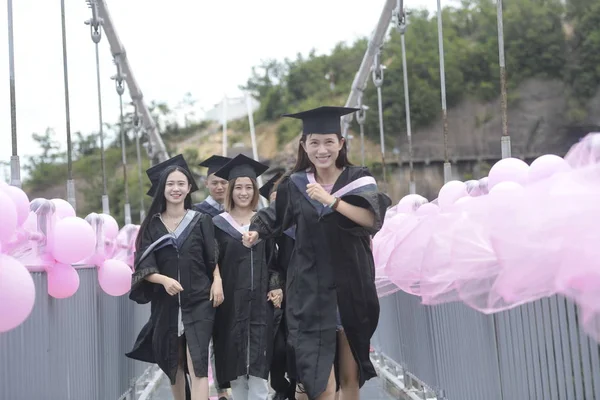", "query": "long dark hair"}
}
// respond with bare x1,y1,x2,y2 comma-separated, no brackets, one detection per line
135,165,194,251
291,133,353,174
